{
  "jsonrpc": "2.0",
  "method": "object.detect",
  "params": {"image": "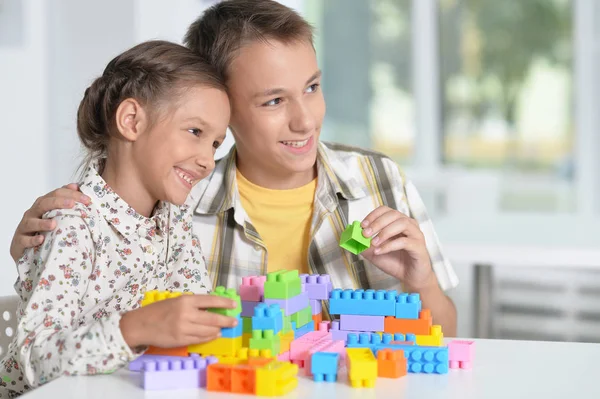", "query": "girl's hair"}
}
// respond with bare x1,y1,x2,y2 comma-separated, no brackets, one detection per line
76,40,226,170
